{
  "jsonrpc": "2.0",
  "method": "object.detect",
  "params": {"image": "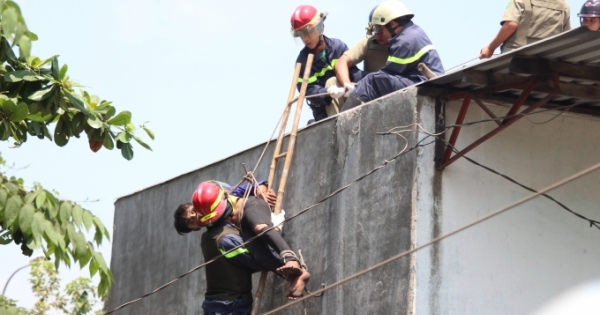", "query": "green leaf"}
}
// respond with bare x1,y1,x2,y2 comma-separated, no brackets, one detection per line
28,85,56,101
25,189,41,204
98,276,109,297
78,245,92,269
143,126,155,140
53,117,69,147
115,131,132,143
1,37,17,61
133,135,152,151
120,142,133,160
74,231,87,258
93,216,110,240
89,256,99,277
51,56,59,80
1,7,18,38
44,220,65,250
103,131,114,150
63,90,89,115
59,64,68,80
59,202,72,223
4,70,40,82
82,210,93,231
0,188,8,209
107,110,131,125
126,122,135,132
35,190,46,208
87,115,103,129
18,204,35,235
27,111,52,122
4,195,21,227
18,34,31,58
31,212,45,240
72,204,83,228
9,102,28,122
